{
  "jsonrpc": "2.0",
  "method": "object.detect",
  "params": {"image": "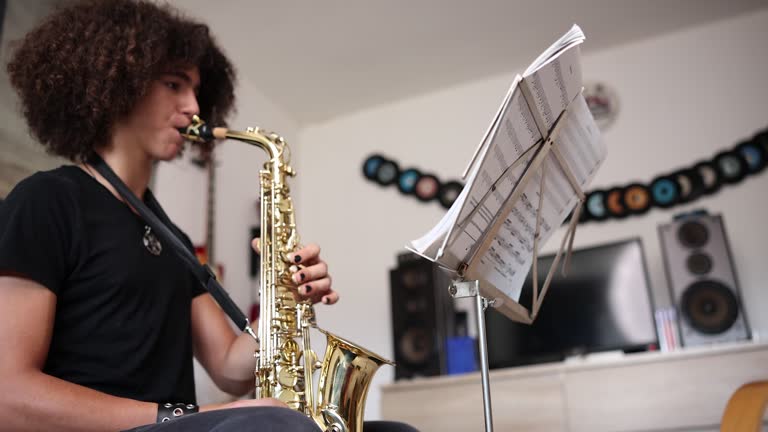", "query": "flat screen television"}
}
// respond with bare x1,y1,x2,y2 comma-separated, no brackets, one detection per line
486,238,658,368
